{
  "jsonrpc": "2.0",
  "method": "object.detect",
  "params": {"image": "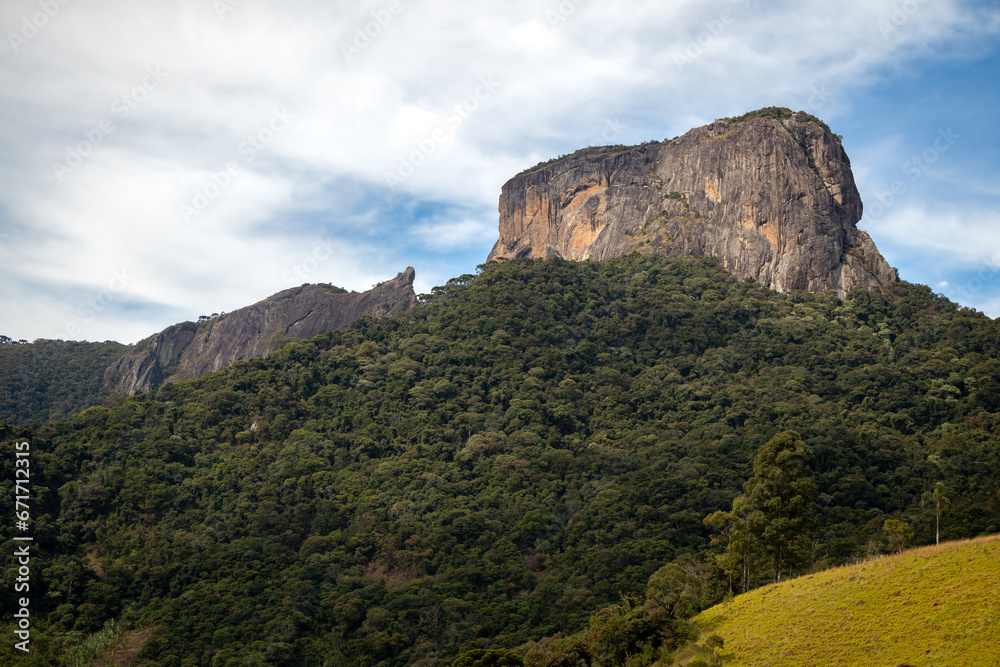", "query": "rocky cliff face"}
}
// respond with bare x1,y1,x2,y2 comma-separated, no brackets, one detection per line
489,109,896,296
105,268,418,396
